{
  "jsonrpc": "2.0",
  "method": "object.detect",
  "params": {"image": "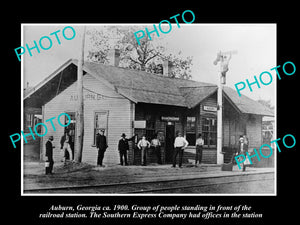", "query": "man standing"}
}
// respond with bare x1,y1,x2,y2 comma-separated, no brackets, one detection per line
195,133,204,167
138,136,151,166
45,136,55,175
96,129,108,167
173,132,189,168
236,135,247,171
151,135,162,164
60,130,73,163
118,133,135,166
